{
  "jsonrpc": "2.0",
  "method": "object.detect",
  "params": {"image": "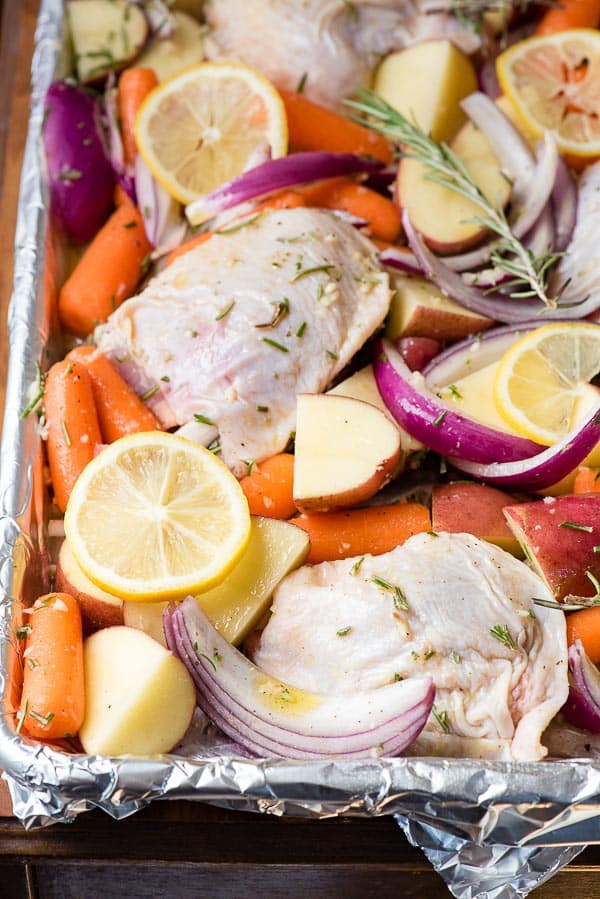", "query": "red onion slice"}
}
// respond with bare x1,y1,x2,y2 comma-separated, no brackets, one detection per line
564,640,600,734
373,339,542,464
379,246,424,275
185,152,385,226
422,321,543,389
449,402,600,489
103,83,136,203
165,597,434,759
552,157,578,253
460,92,535,204
404,213,600,323
134,154,187,254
